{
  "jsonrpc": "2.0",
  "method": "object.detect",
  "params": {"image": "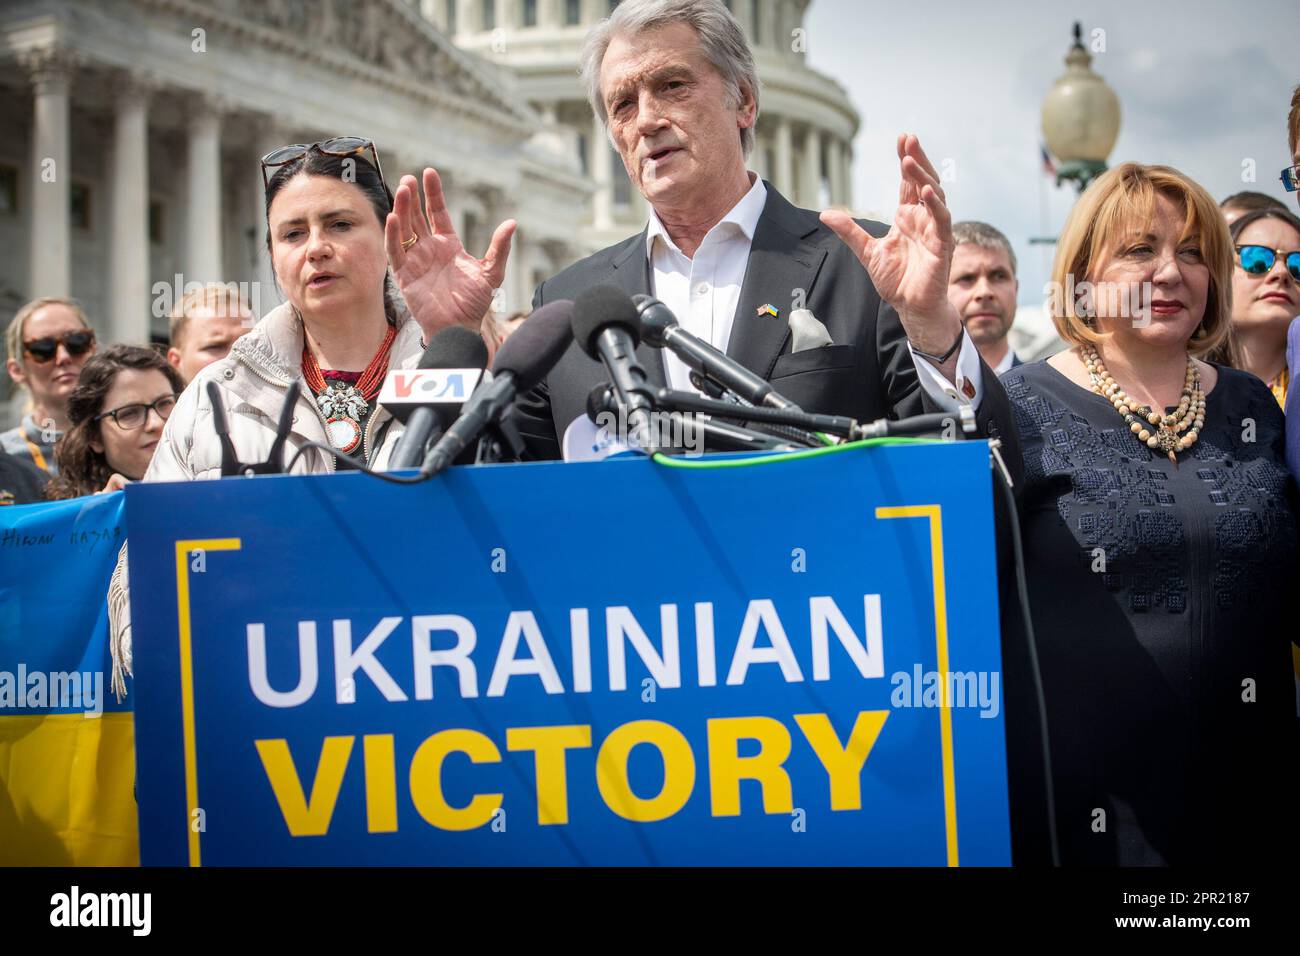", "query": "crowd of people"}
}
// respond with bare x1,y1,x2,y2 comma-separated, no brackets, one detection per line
2,0,1297,866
